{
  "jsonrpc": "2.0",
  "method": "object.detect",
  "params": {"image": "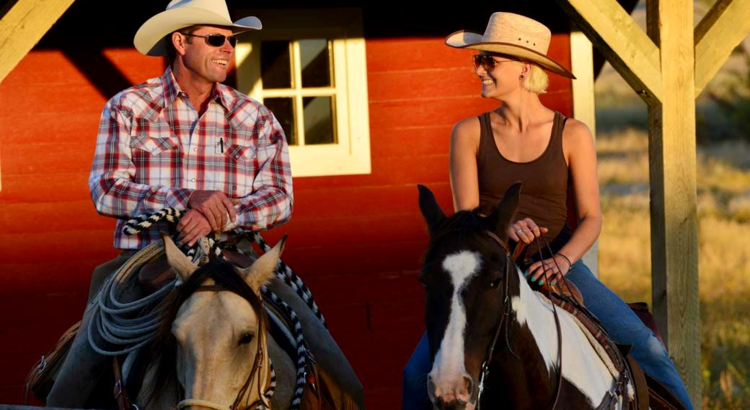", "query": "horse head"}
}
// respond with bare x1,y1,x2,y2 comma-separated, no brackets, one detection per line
418,183,521,410
144,234,284,410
